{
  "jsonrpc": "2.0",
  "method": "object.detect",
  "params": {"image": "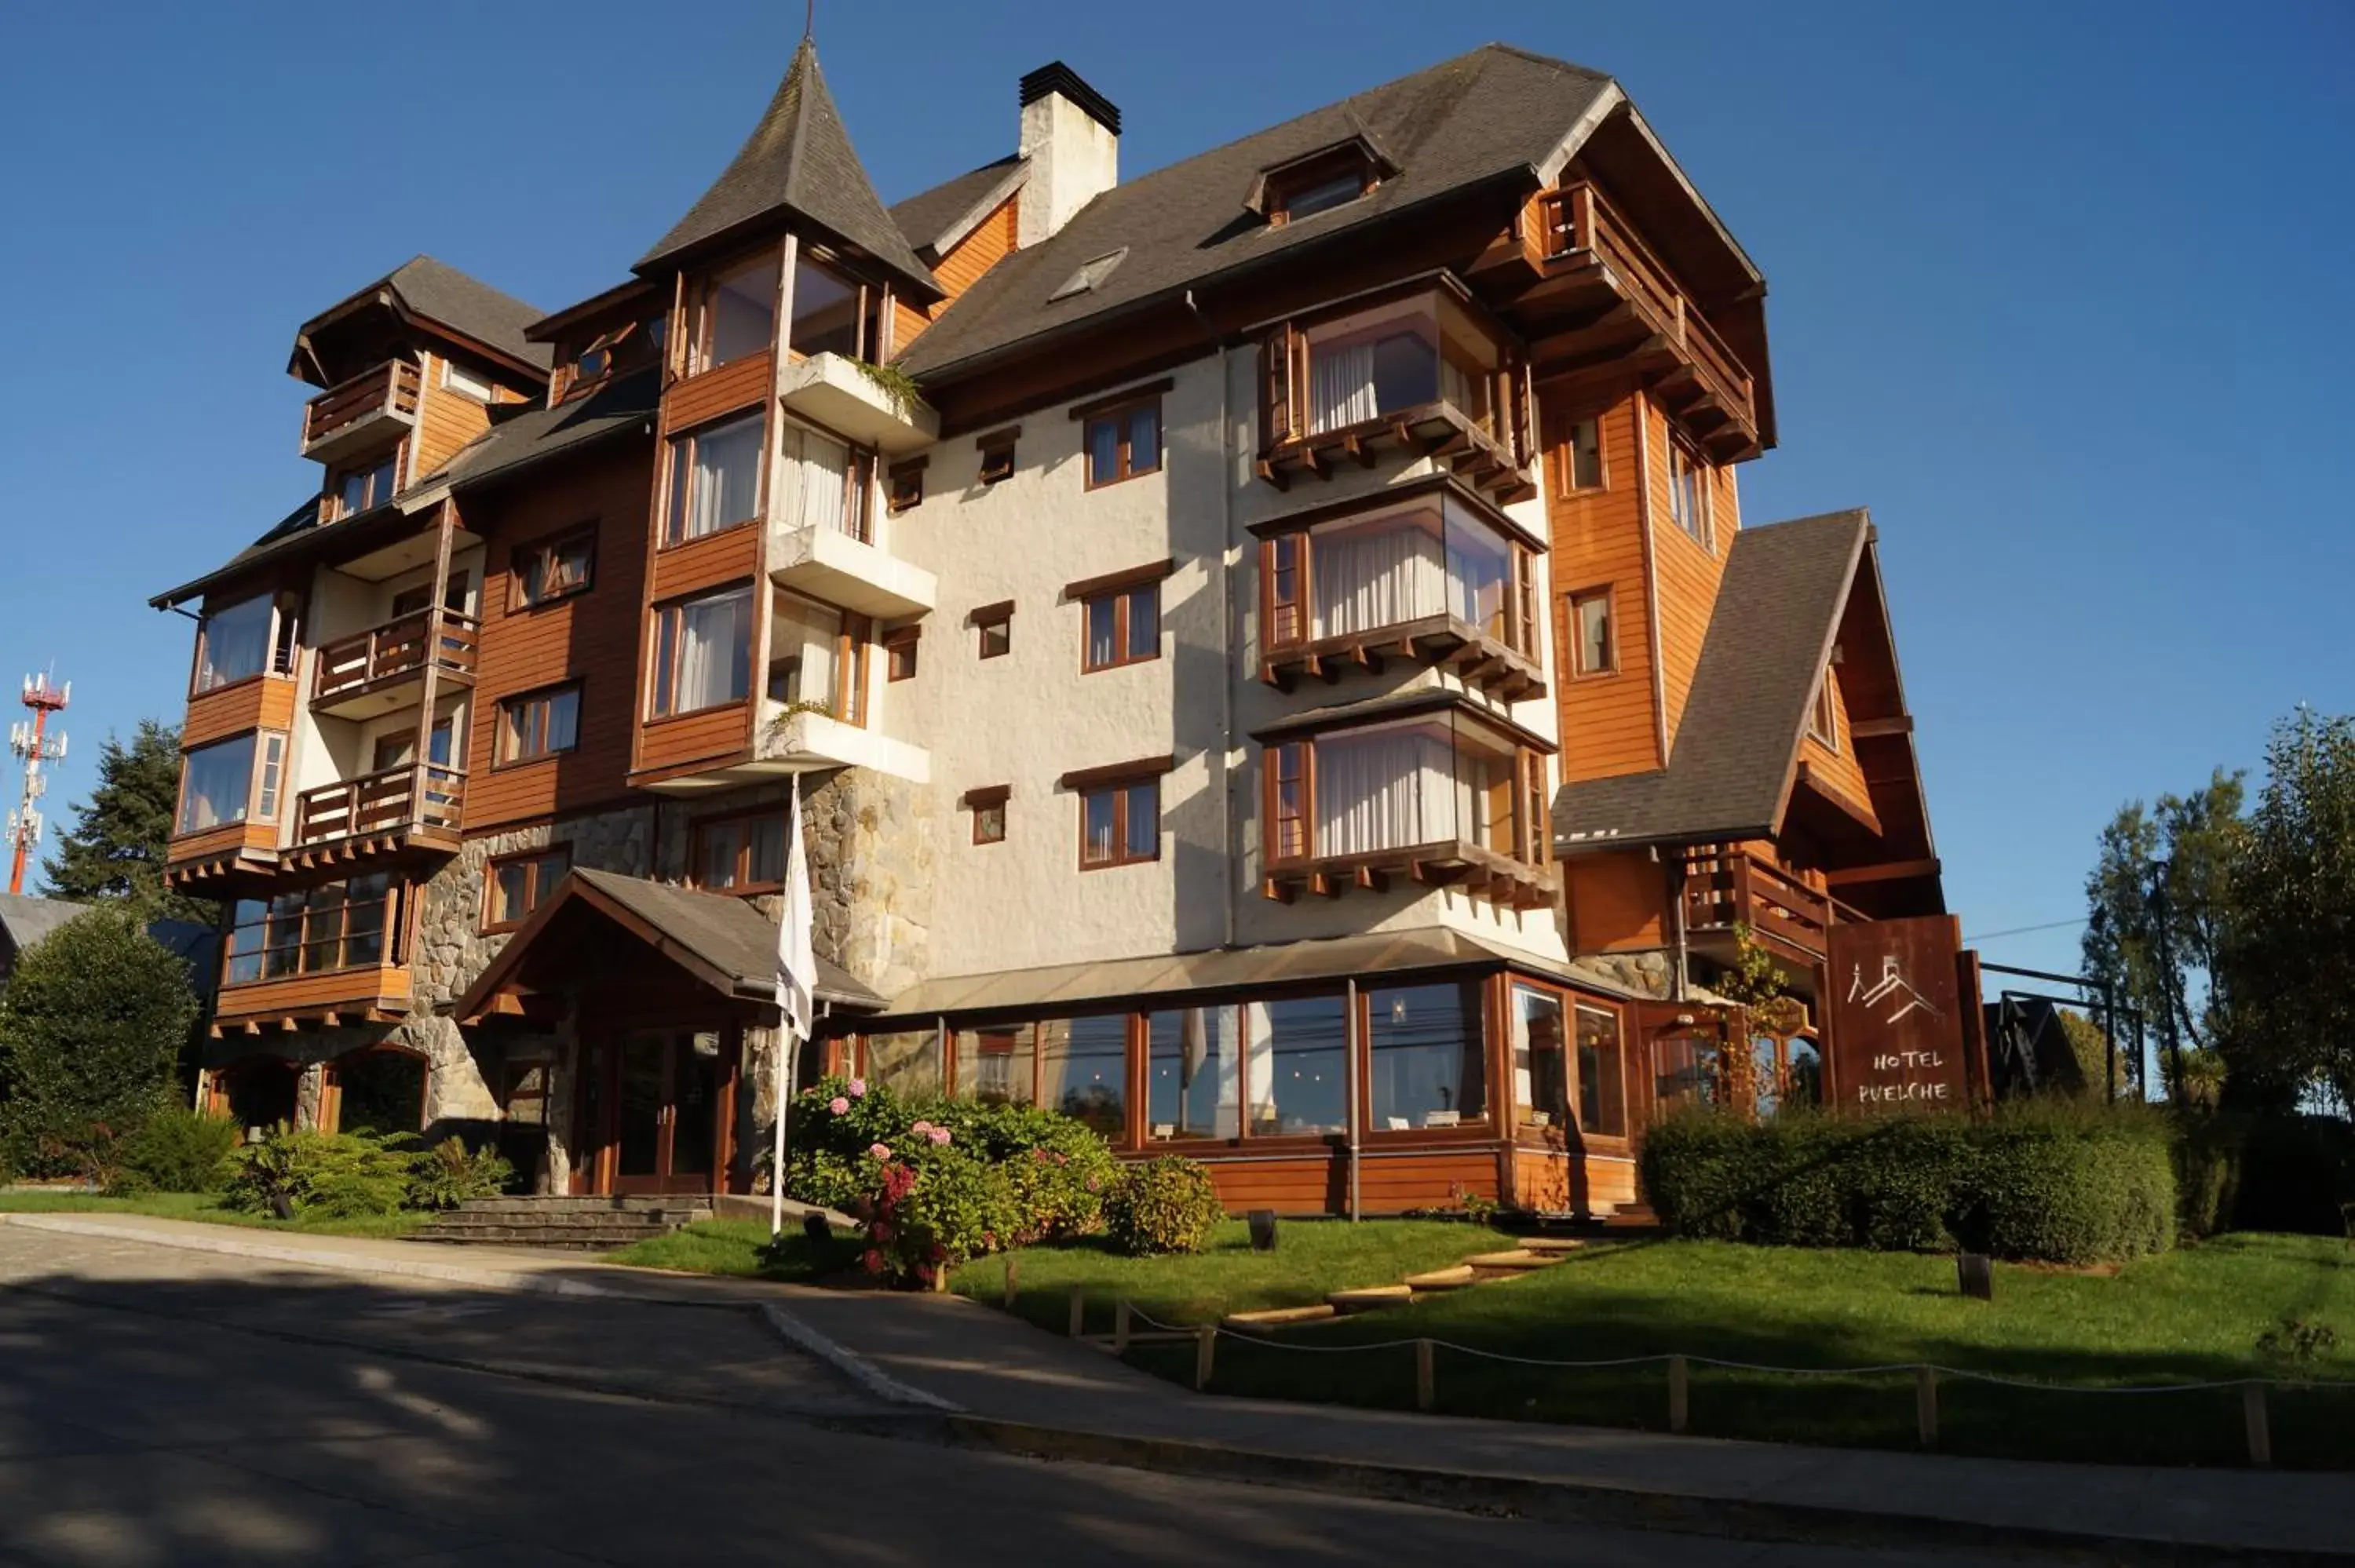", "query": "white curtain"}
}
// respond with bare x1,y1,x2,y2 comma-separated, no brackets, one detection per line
197,596,272,691
685,417,761,539
1313,518,1443,636
1314,727,1455,855
676,589,750,711
1307,341,1377,433
779,426,851,536
1442,505,1512,632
